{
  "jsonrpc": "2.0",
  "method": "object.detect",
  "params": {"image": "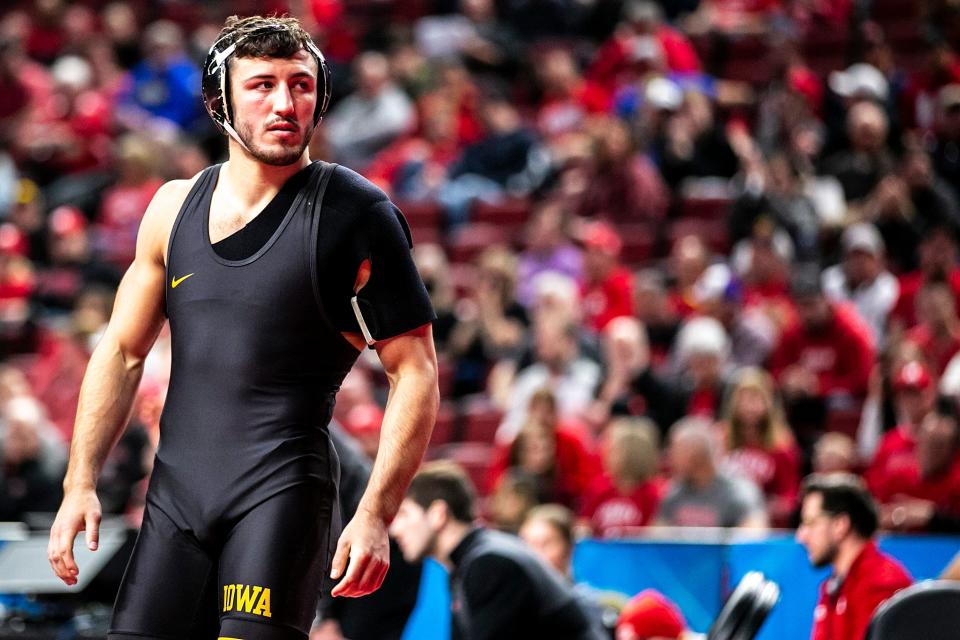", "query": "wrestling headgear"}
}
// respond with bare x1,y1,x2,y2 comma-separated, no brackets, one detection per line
202,21,331,147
